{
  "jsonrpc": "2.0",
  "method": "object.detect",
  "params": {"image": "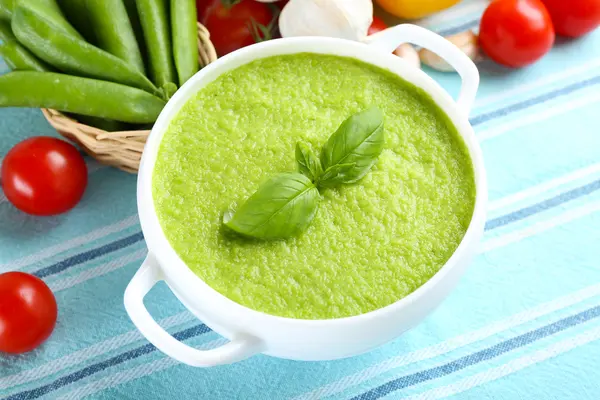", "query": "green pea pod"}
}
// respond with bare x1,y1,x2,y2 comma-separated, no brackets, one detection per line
123,0,147,63
12,5,158,95
86,0,145,74
171,0,198,86
0,19,13,41
56,0,97,43
16,0,82,39
0,41,52,71
136,0,175,87
73,114,128,132
0,0,13,20
0,72,165,123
